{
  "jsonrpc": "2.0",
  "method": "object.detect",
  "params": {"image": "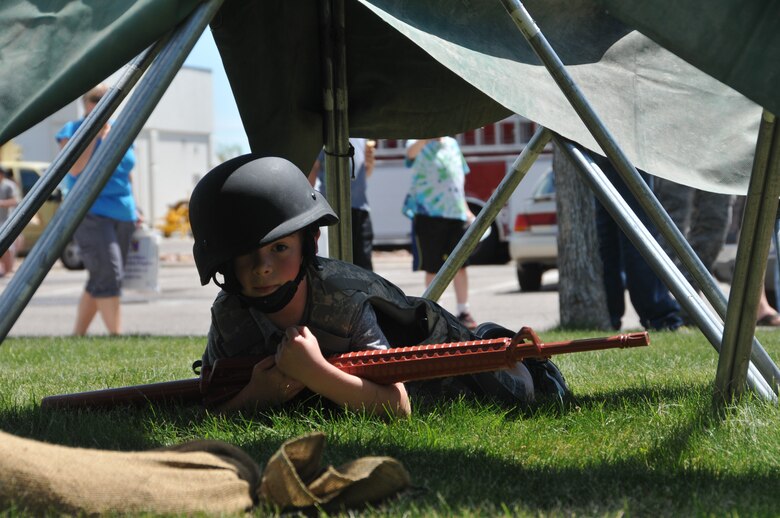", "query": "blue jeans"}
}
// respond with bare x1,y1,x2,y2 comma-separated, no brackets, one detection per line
593,157,683,331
